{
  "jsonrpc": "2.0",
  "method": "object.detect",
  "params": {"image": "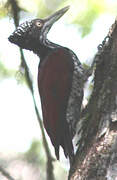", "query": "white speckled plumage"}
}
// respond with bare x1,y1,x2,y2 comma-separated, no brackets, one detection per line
66,49,85,138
